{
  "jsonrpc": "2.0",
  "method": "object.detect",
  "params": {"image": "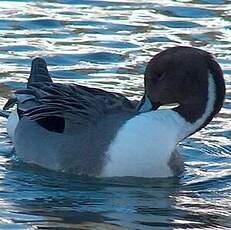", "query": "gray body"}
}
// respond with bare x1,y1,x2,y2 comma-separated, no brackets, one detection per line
3,57,187,177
